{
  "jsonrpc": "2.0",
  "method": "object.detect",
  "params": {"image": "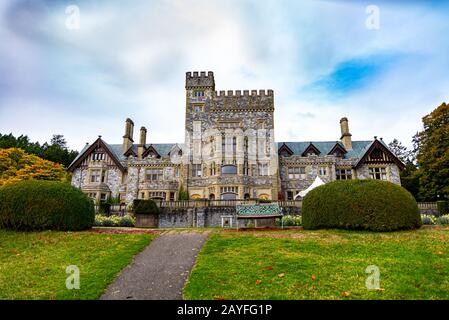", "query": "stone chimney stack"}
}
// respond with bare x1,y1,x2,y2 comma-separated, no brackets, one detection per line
122,118,134,154
138,126,147,158
340,117,352,150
